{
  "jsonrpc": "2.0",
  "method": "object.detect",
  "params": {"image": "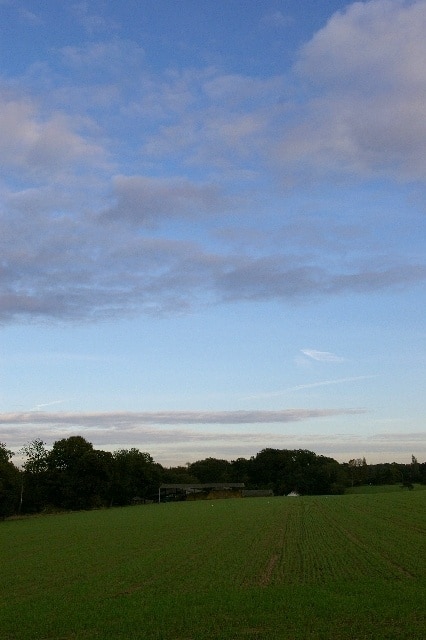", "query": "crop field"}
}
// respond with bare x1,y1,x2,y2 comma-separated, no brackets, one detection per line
1,491,425,640
345,483,426,494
